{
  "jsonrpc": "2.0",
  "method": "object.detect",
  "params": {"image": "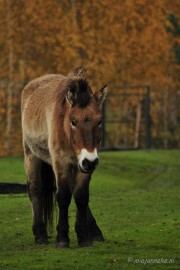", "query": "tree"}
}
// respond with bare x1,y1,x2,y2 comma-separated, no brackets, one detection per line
166,13,180,64
4,0,14,155
0,0,179,155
